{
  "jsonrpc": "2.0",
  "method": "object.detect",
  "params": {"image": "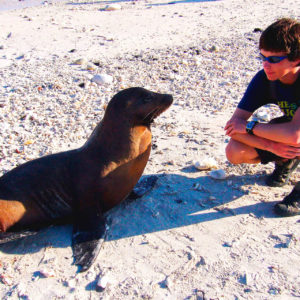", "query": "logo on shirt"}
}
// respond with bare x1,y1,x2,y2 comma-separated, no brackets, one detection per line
277,101,299,118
